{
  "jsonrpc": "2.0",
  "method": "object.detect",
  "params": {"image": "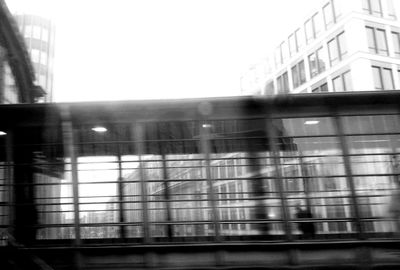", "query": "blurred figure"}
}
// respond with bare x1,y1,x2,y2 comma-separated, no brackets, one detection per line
295,205,316,239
